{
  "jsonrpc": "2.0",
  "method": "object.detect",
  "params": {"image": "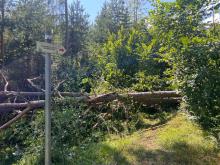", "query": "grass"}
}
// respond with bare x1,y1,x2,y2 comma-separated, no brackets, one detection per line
71,112,220,165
